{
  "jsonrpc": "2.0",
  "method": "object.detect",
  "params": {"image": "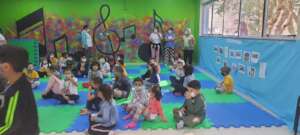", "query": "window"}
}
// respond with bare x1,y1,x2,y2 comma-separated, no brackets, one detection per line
212,0,224,35
240,0,264,37
224,0,240,36
267,0,300,37
202,3,213,34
